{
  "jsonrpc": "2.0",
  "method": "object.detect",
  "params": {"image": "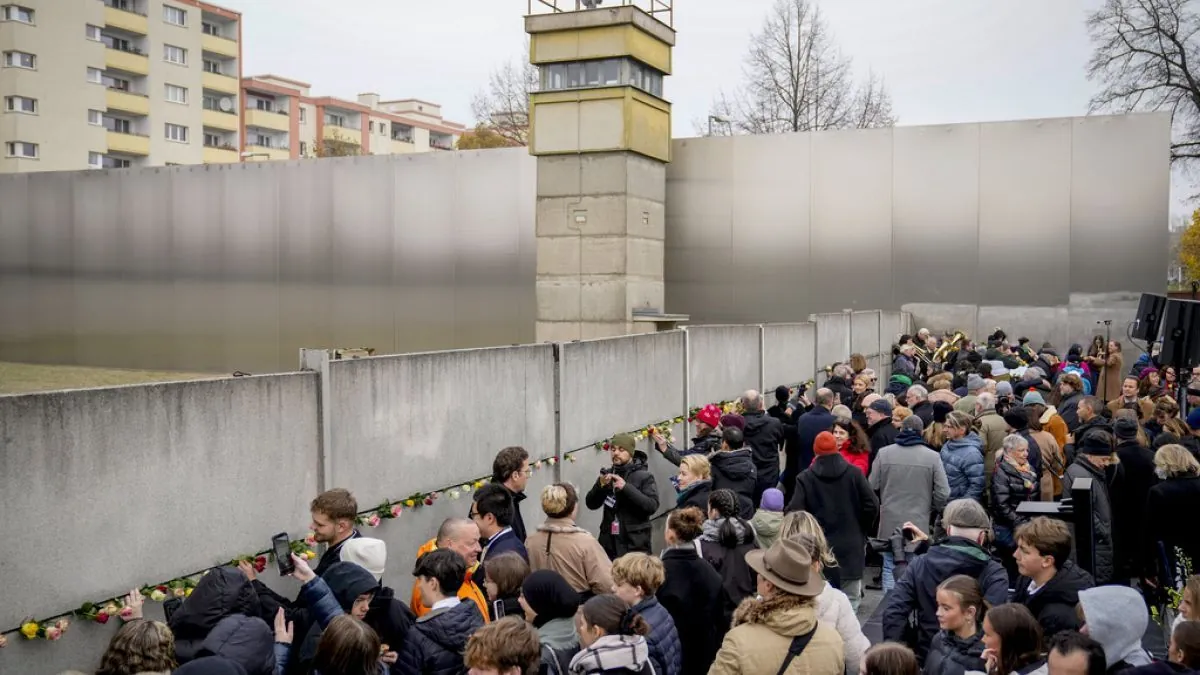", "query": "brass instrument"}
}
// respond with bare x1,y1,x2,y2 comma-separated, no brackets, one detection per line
911,344,935,369
932,331,966,363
